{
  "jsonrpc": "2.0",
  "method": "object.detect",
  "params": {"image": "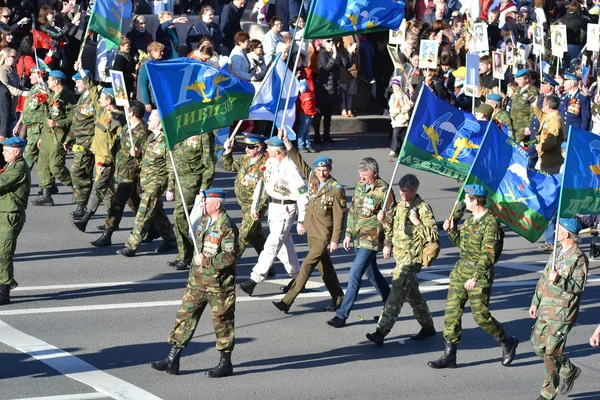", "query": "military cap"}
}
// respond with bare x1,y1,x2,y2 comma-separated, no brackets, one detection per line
48,70,67,80
487,93,503,102
514,69,529,78
265,136,285,147
102,87,115,97
72,70,91,81
452,66,466,78
464,184,488,197
0,137,26,149
474,104,494,119
564,71,579,81
561,142,567,149
559,218,582,234
313,156,333,168
541,73,559,87
242,133,265,145
204,188,227,199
